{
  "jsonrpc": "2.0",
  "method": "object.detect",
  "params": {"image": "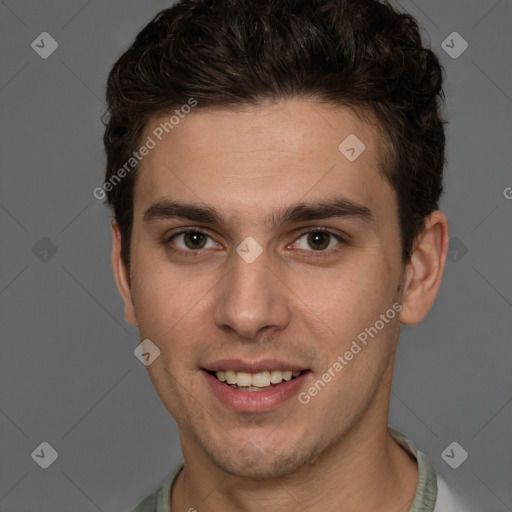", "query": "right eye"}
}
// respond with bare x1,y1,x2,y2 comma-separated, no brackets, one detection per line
166,229,220,255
